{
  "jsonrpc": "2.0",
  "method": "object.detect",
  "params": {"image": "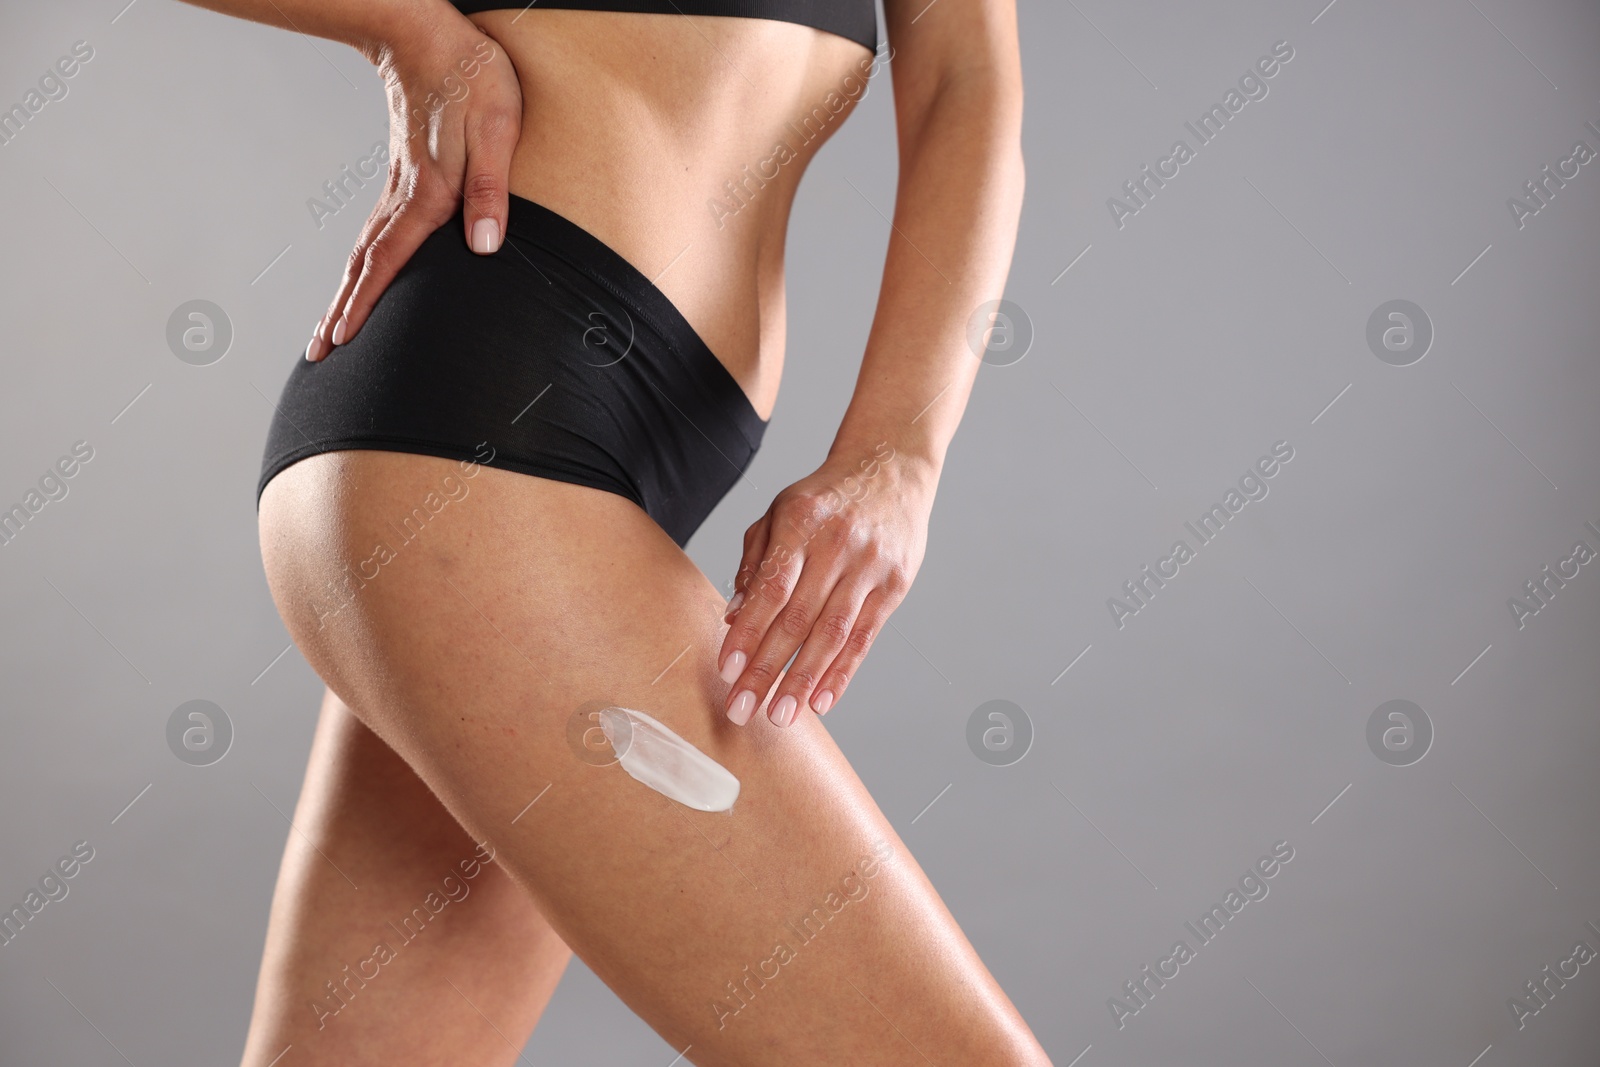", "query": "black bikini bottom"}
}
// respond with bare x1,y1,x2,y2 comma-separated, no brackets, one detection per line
256,193,767,547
